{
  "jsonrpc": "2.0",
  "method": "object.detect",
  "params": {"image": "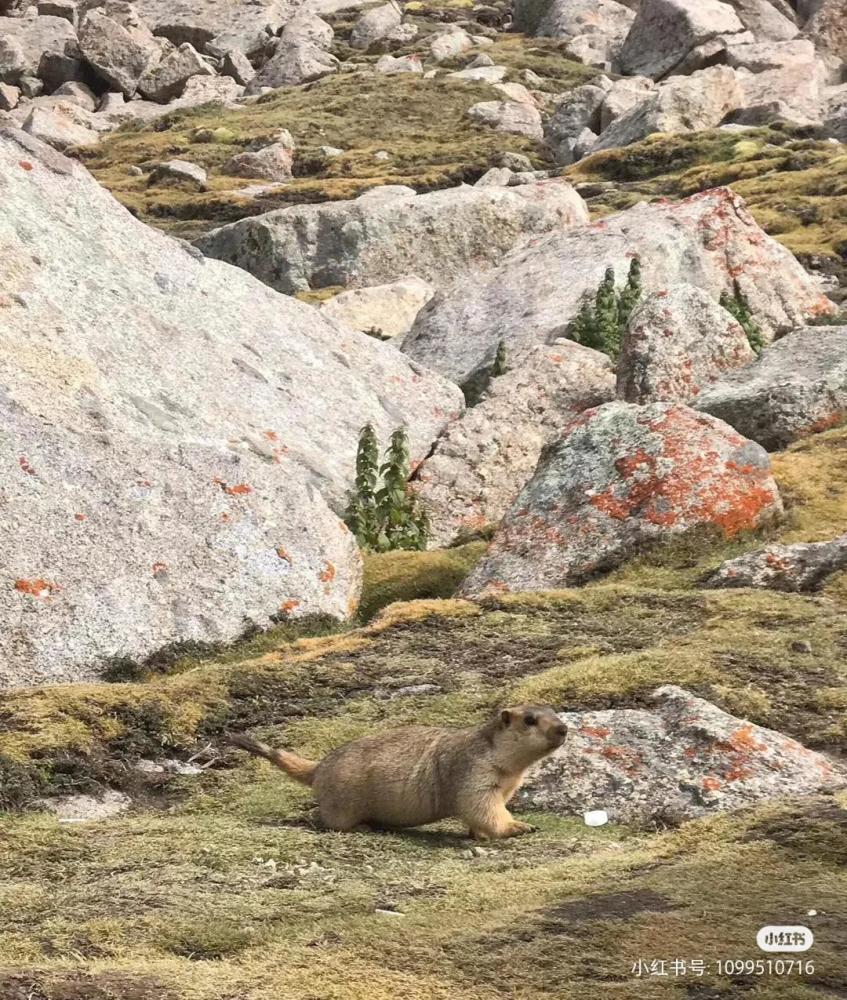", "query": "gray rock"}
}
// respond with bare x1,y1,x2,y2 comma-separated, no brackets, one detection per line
694,326,847,450
220,47,254,86
37,0,78,23
0,81,19,109
599,75,655,130
824,84,847,140
172,73,242,109
149,157,208,188
618,0,747,79
246,37,338,90
618,284,755,404
414,340,615,547
52,79,97,110
519,686,844,825
725,0,799,40
35,791,132,822
448,63,507,82
221,138,294,181
375,52,423,73
79,7,159,96
0,14,80,88
21,99,102,149
278,10,334,49
130,0,286,52
515,0,635,58
403,189,835,386
545,83,606,157
460,401,782,596
466,99,543,140
429,25,473,62
703,535,847,591
318,276,435,339
802,0,847,77
475,166,515,186
138,42,213,103
594,66,745,151
196,180,589,296
729,40,823,123
0,128,461,687
349,2,401,50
